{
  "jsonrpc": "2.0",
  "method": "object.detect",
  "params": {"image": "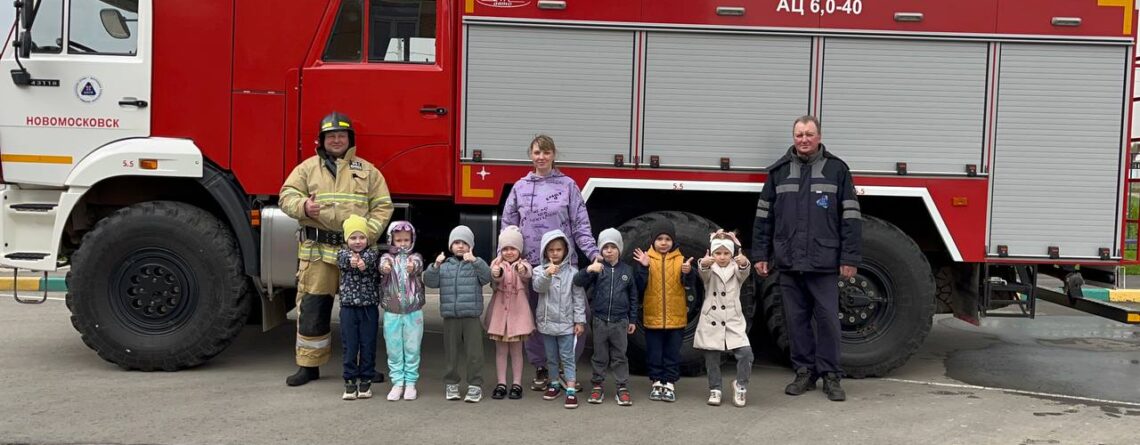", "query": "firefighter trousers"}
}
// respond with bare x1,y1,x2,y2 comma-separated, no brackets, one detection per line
295,259,340,367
